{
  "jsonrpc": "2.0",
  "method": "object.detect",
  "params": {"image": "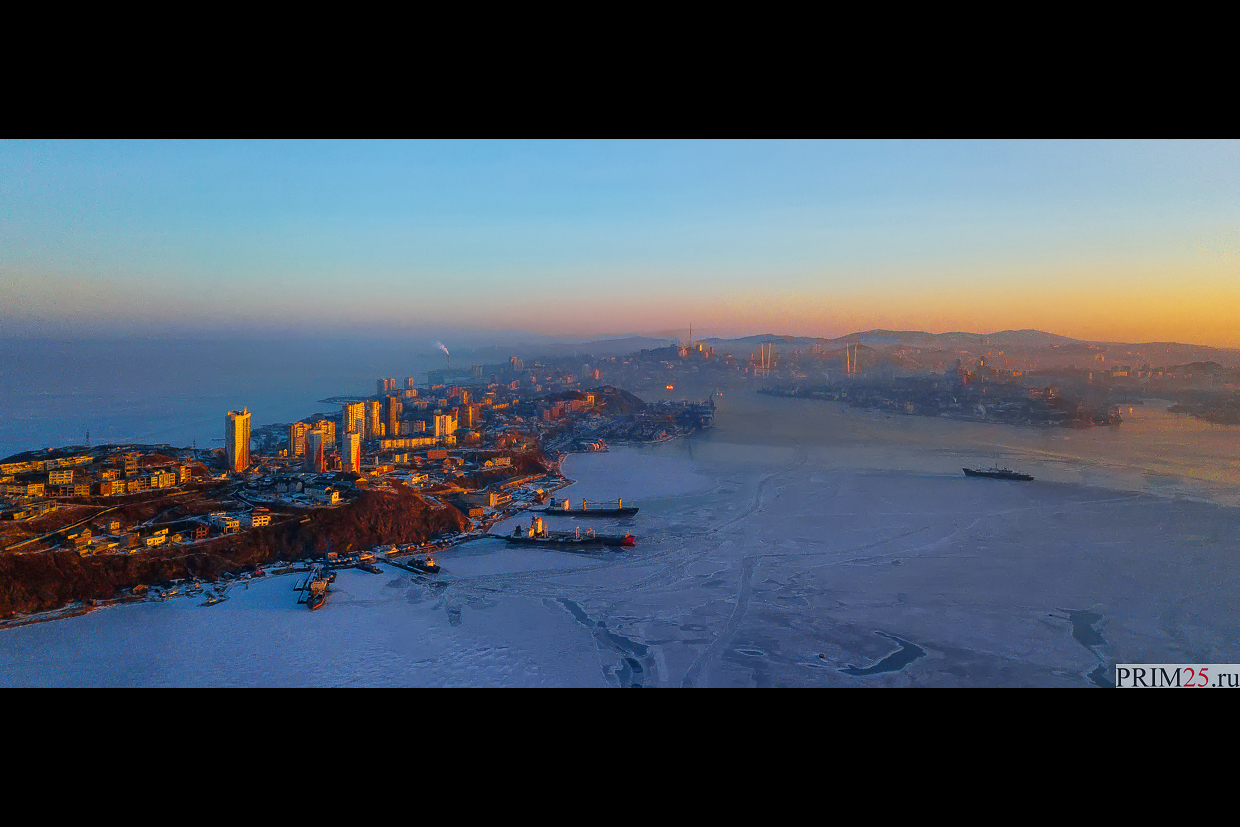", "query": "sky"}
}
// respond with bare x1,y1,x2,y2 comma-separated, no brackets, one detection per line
2,139,1238,347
